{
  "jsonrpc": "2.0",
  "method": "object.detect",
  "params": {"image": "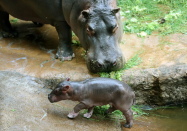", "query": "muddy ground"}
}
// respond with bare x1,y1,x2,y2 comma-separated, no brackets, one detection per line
0,18,187,79
0,18,187,131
